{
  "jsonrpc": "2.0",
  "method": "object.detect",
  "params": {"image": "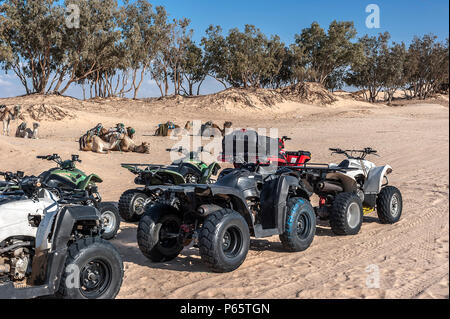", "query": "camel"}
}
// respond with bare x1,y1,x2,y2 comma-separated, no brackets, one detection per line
1,105,23,136
155,122,180,137
79,123,109,151
200,121,233,137
15,122,40,139
86,134,150,154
